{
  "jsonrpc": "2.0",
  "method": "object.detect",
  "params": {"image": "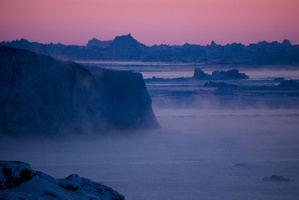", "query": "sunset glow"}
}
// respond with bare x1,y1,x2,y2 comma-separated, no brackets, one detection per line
0,0,298,46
